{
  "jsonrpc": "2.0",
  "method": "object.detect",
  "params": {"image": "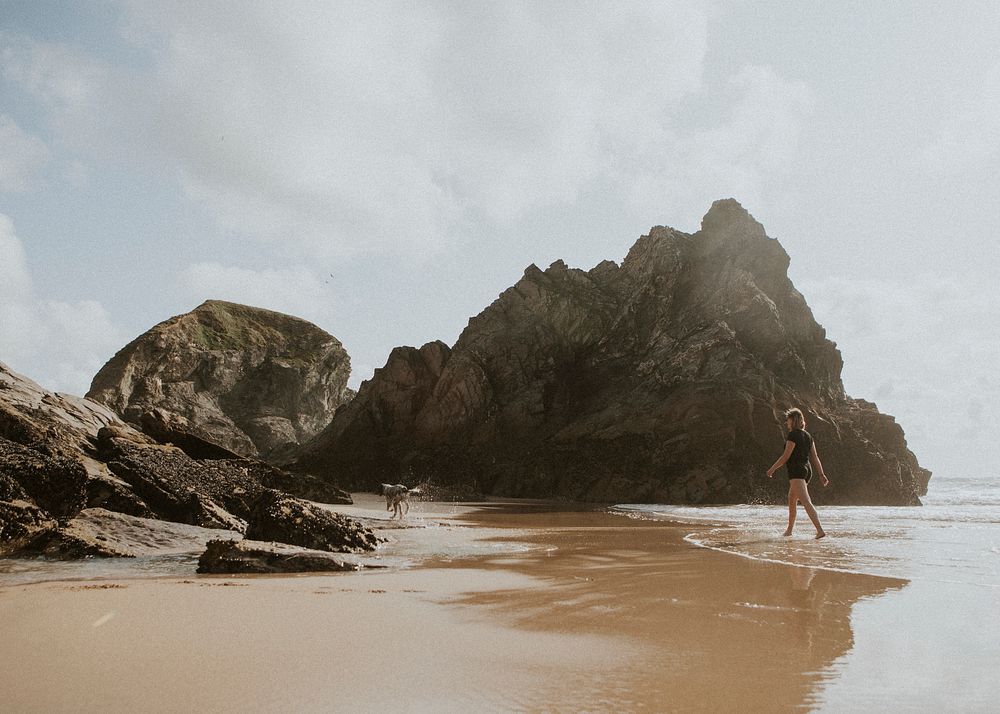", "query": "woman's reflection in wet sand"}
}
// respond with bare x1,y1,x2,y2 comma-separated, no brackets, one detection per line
785,560,828,653
439,507,905,711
